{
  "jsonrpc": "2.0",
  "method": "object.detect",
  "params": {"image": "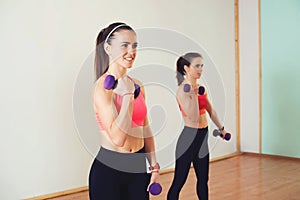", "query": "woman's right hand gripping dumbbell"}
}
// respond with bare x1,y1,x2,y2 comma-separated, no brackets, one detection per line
112,75,135,97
